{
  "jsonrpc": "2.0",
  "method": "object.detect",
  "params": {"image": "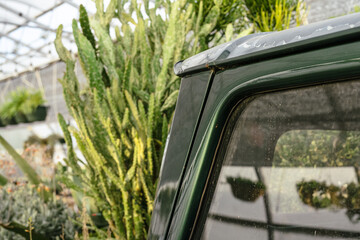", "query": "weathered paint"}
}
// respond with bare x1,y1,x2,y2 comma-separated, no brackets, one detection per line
174,13,360,77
